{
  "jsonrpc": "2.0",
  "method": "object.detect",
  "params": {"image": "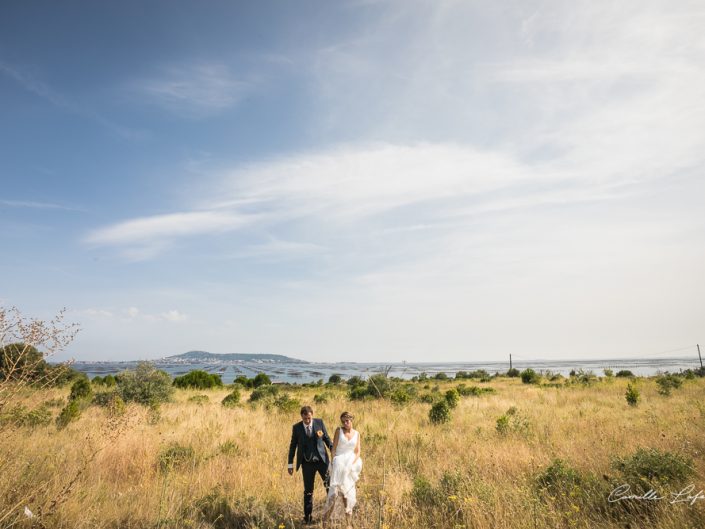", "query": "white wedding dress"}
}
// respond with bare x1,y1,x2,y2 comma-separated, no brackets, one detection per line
324,428,362,516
